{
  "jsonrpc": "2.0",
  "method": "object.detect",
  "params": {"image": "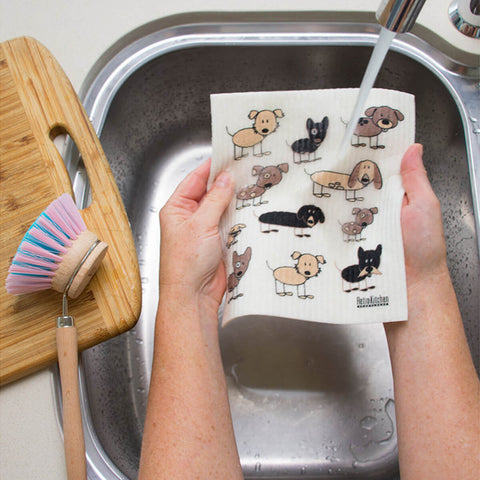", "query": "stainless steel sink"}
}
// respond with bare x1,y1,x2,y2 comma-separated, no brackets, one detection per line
63,17,480,480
